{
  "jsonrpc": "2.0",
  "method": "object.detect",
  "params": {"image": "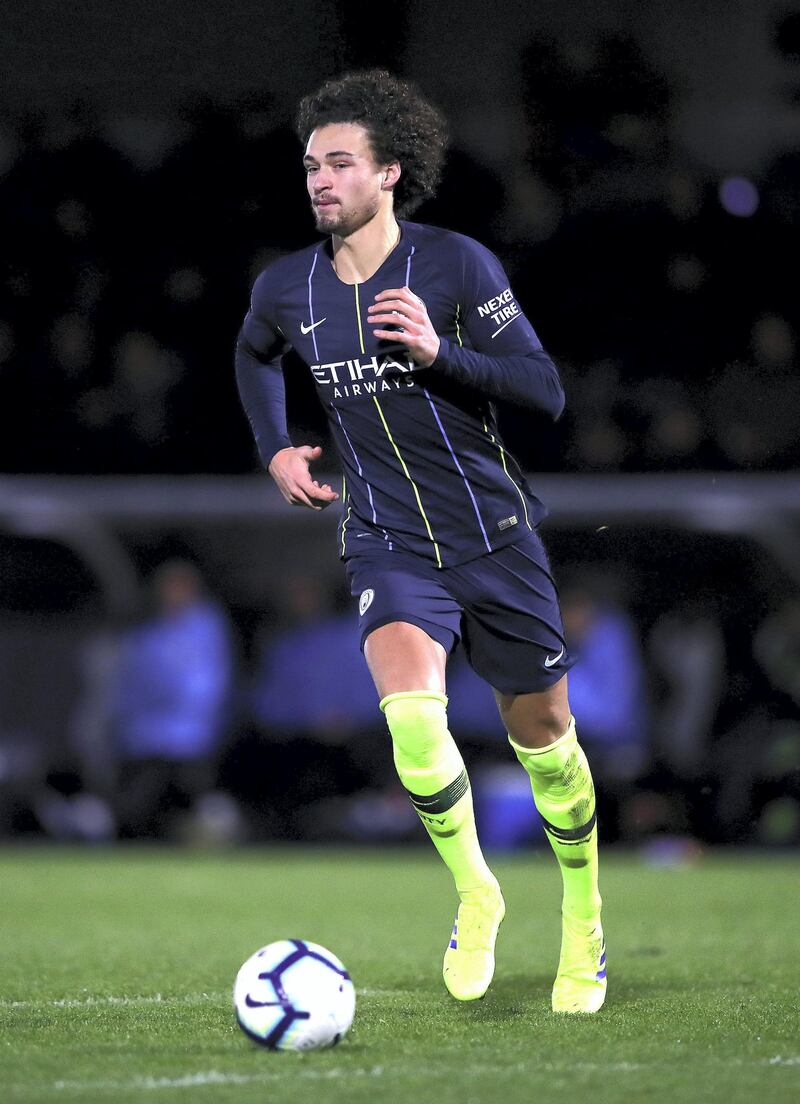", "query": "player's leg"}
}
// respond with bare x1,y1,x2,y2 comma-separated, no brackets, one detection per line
450,531,604,1012
498,678,605,1013
364,619,504,1001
